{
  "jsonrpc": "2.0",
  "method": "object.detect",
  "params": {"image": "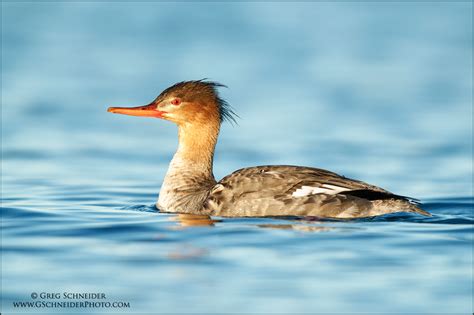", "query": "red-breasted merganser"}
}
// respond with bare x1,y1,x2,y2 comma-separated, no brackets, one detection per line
108,80,430,218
